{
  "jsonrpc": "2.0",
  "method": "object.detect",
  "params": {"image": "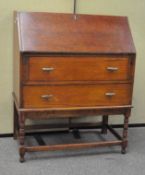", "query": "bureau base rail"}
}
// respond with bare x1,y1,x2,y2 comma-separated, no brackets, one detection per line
25,140,122,152
19,140,122,162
